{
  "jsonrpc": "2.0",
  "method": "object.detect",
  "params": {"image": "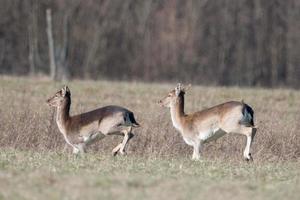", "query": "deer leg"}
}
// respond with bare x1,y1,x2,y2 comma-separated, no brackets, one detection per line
119,127,134,155
192,140,202,161
112,143,122,156
73,147,80,154
242,127,257,161
78,143,86,153
72,143,86,155
112,126,133,156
